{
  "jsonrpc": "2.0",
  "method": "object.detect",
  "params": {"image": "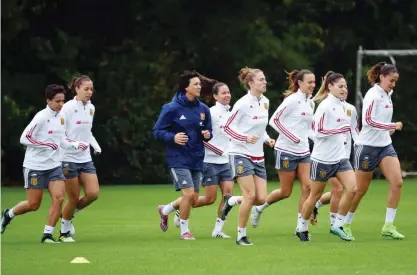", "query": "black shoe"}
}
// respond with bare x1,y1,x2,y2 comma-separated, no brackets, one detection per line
41,233,58,243
236,236,253,246
296,230,311,242
221,195,233,220
1,209,12,234
310,207,319,225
